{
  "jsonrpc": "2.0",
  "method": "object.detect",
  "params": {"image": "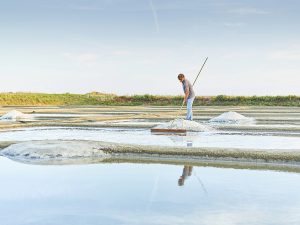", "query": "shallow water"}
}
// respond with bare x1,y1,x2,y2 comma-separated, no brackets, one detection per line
1,127,300,150
0,157,300,225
